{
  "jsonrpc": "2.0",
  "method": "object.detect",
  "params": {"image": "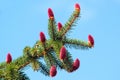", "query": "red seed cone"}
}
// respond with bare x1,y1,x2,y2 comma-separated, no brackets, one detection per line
75,3,80,12
50,66,57,77
73,58,80,71
57,22,62,32
48,8,54,20
40,32,46,43
88,34,94,47
59,46,66,60
6,53,12,64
